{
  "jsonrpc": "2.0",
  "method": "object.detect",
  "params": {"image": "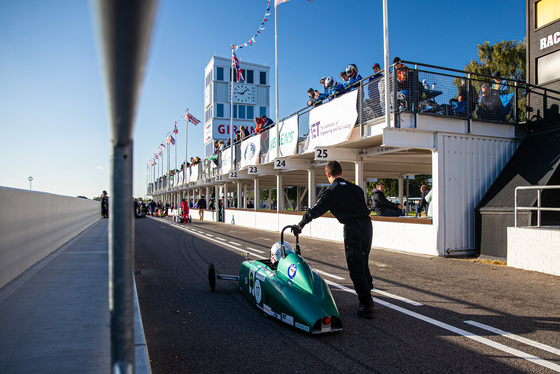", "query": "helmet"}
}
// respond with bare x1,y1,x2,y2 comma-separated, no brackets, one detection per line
325,76,336,88
270,241,293,264
346,64,357,77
